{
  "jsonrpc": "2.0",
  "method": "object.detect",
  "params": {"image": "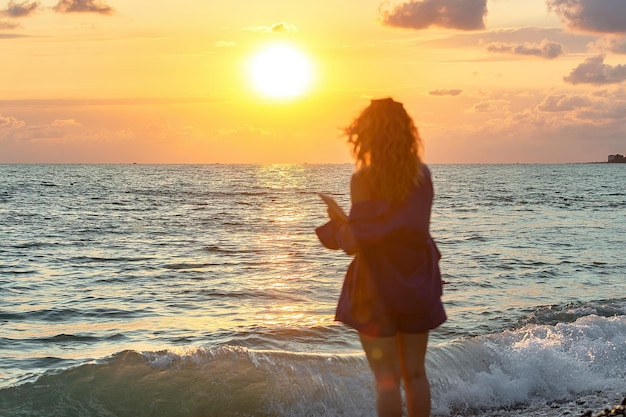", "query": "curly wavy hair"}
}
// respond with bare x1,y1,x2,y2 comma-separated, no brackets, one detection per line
345,98,424,203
